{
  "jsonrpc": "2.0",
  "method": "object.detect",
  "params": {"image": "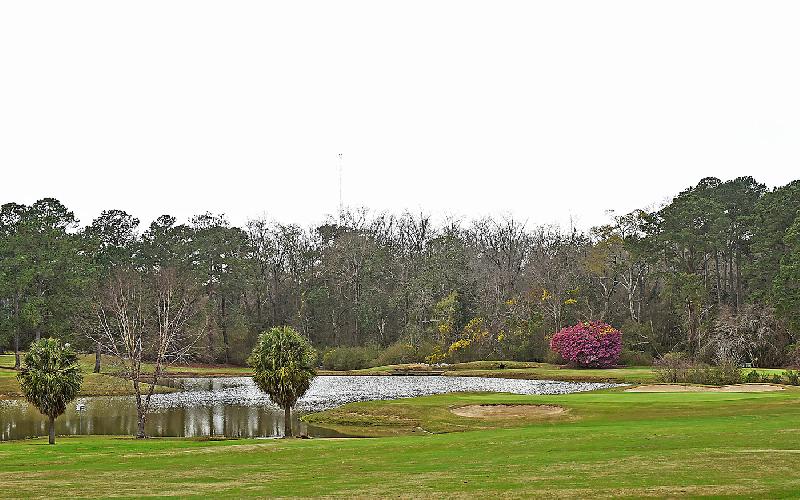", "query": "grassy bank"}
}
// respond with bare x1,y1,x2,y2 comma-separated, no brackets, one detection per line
153,359,790,384
0,354,173,398
3,388,800,497
2,351,791,398
337,360,788,384
96,358,800,383
355,361,658,383
85,354,252,378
